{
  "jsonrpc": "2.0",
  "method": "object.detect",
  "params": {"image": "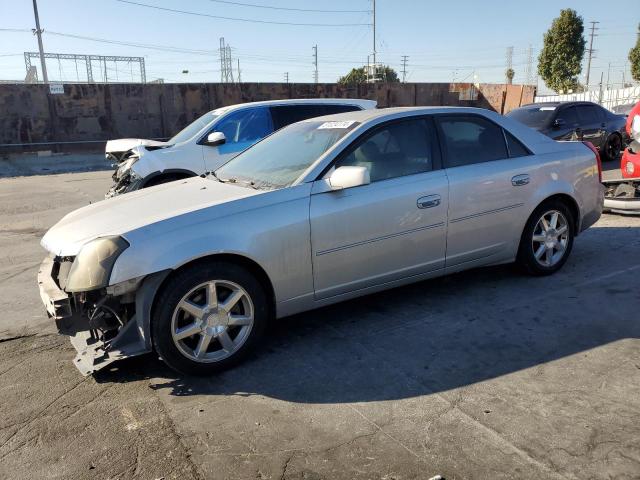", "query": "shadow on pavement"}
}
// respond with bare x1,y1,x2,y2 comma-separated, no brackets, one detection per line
94,225,640,403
